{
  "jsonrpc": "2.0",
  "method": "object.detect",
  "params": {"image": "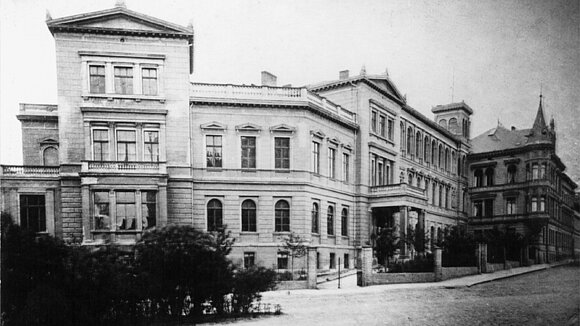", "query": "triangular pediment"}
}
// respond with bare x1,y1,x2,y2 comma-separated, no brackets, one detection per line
200,121,227,131
270,124,296,133
47,7,192,35
368,77,404,102
235,123,262,132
